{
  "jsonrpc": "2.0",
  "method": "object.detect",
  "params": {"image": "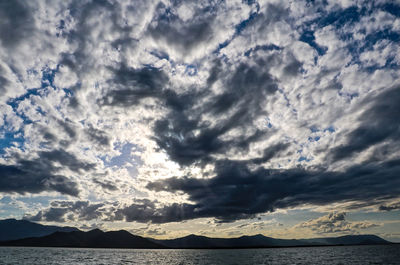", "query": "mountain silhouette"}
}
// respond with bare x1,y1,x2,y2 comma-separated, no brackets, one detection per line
0,219,391,249
153,234,391,248
301,235,390,245
0,219,79,241
0,228,164,248
152,234,305,248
